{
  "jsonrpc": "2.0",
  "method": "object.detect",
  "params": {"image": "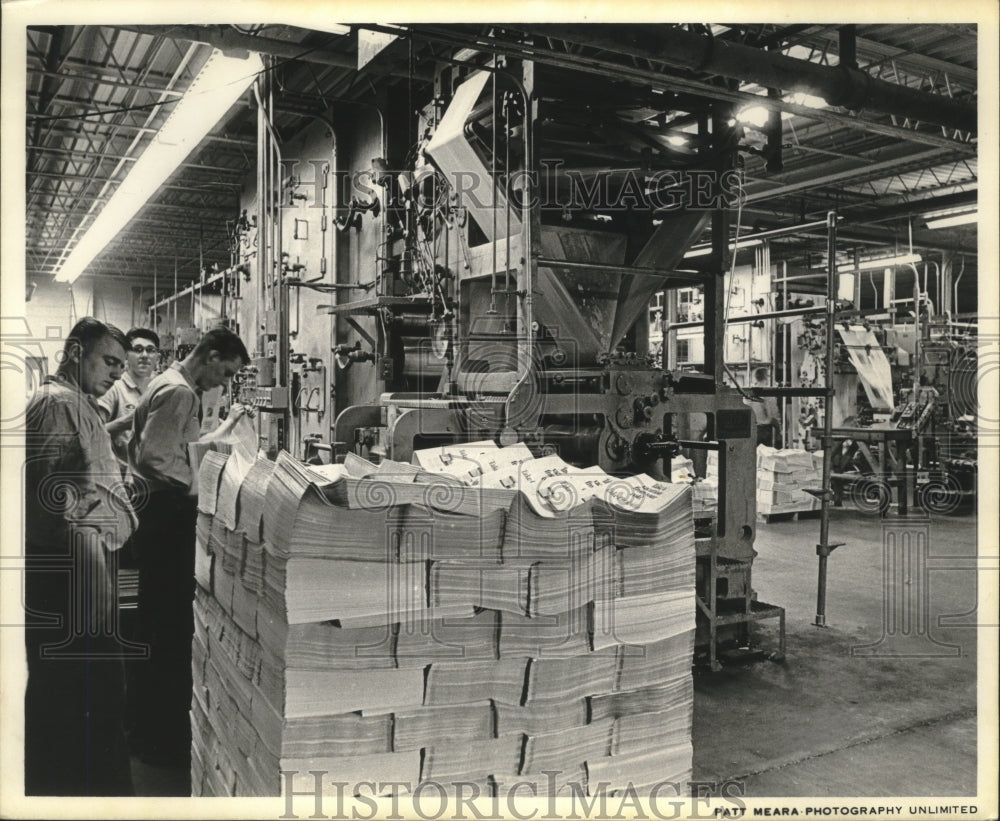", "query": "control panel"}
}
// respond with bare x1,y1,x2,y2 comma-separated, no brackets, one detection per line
242,385,290,412
234,362,290,412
